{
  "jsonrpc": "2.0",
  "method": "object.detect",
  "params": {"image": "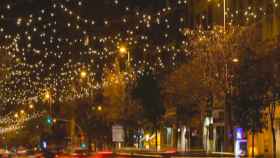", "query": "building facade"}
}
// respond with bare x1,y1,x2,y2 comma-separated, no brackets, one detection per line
247,105,280,157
